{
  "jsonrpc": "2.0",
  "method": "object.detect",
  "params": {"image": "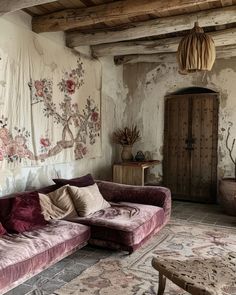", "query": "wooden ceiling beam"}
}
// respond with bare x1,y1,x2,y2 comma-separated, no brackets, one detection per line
92,27,236,57
114,45,236,65
66,5,236,47
32,0,220,33
0,0,56,15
